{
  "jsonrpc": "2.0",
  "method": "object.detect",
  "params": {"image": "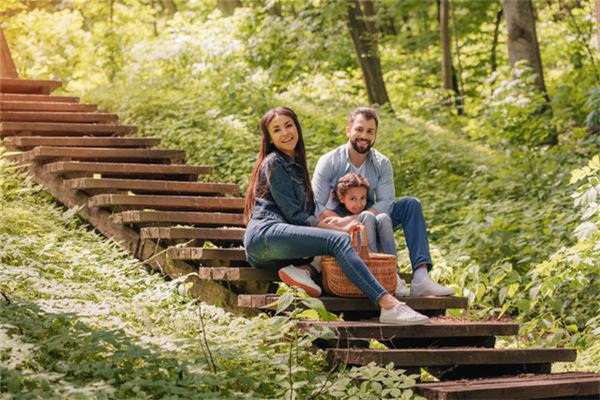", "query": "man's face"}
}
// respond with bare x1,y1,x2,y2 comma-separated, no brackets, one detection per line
346,114,377,154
